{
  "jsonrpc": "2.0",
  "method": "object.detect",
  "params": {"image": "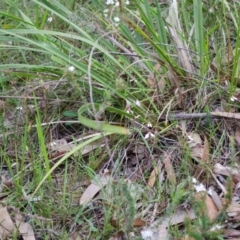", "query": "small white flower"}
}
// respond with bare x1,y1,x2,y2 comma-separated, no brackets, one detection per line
47,17,53,23
135,100,141,107
147,122,152,128
68,66,75,72
145,132,155,139
103,9,109,17
207,188,213,196
230,96,238,102
15,106,23,110
187,135,193,142
209,7,214,13
210,225,222,231
192,178,197,184
106,0,115,5
50,142,57,147
141,228,154,240
194,183,206,192
126,109,133,114
126,0,130,5
113,16,120,23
